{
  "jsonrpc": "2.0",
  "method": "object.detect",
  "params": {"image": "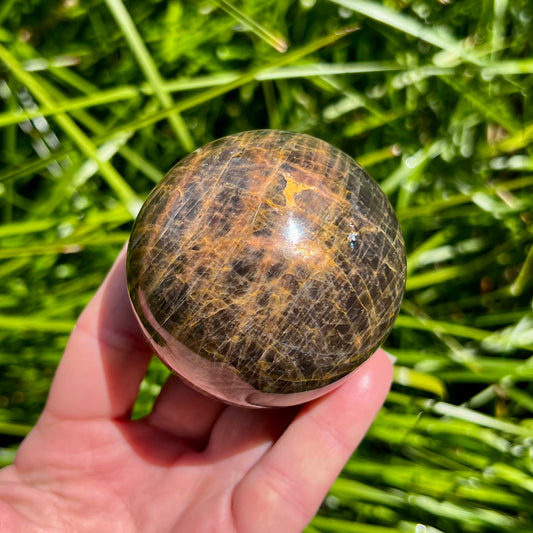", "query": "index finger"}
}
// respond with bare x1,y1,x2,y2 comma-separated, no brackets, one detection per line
45,246,153,421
